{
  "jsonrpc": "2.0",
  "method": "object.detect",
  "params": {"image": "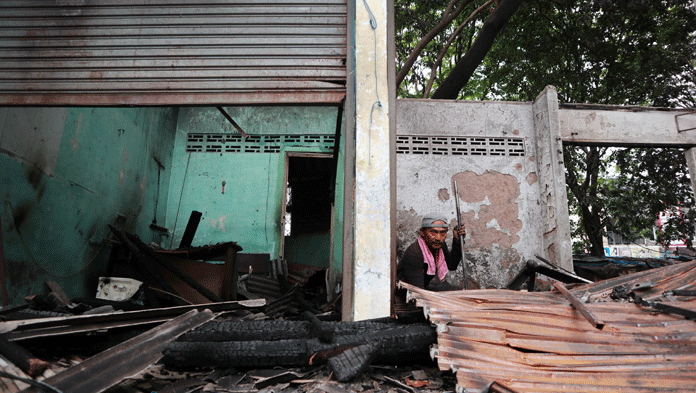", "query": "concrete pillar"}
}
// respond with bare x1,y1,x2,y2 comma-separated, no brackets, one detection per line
532,86,574,272
345,0,394,320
